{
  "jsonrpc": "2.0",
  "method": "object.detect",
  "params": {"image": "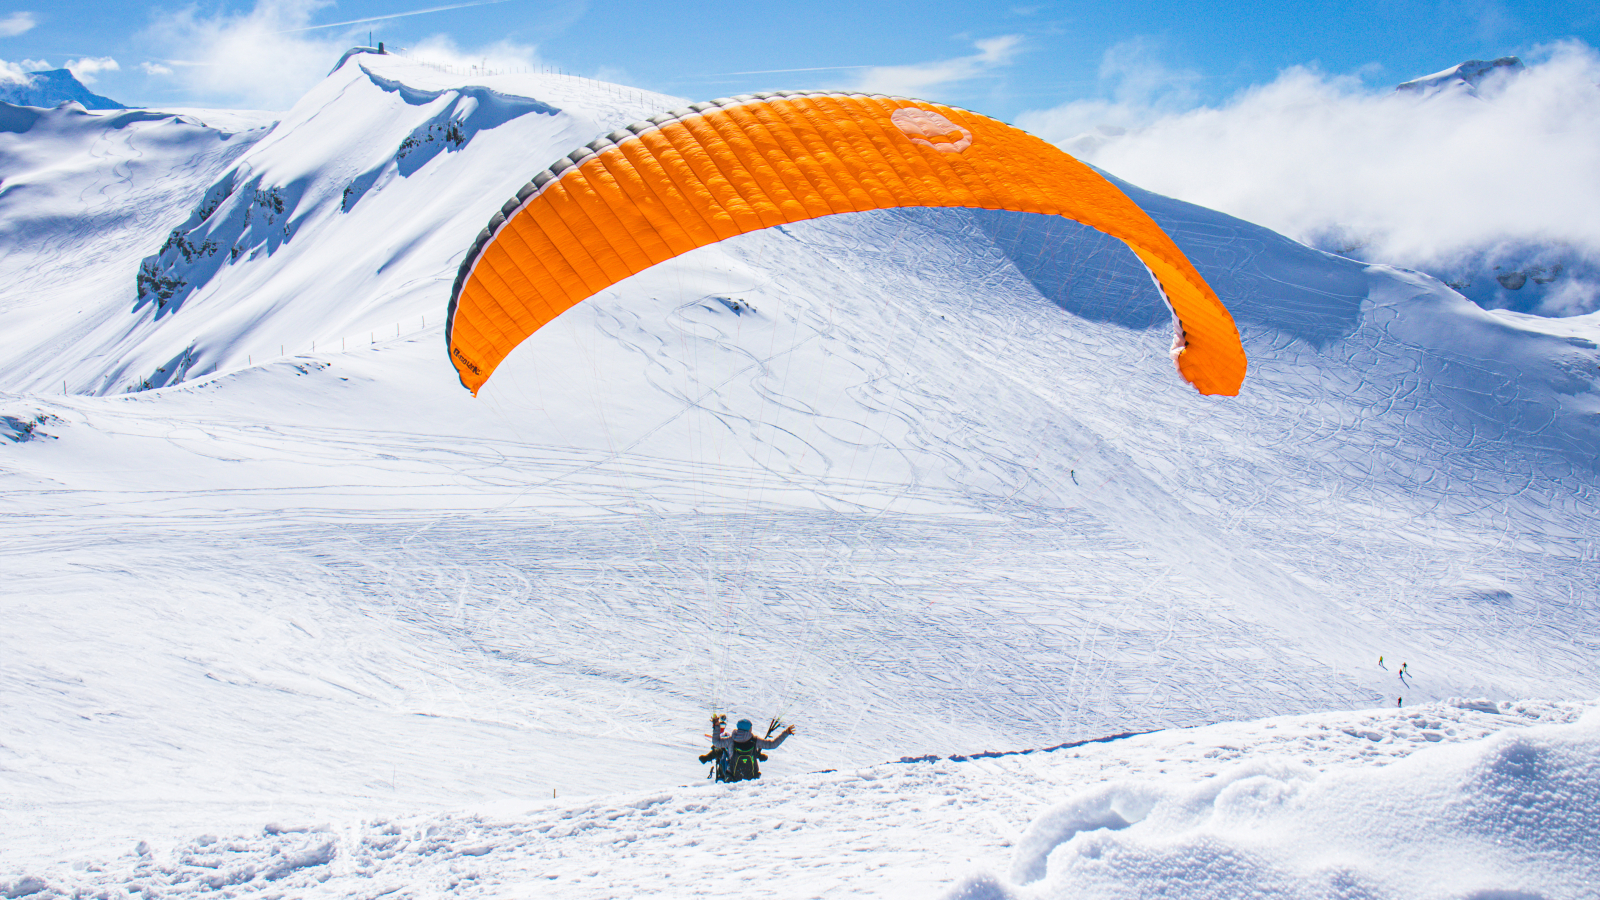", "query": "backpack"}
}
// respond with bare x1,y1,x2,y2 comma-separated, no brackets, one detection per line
725,738,767,782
